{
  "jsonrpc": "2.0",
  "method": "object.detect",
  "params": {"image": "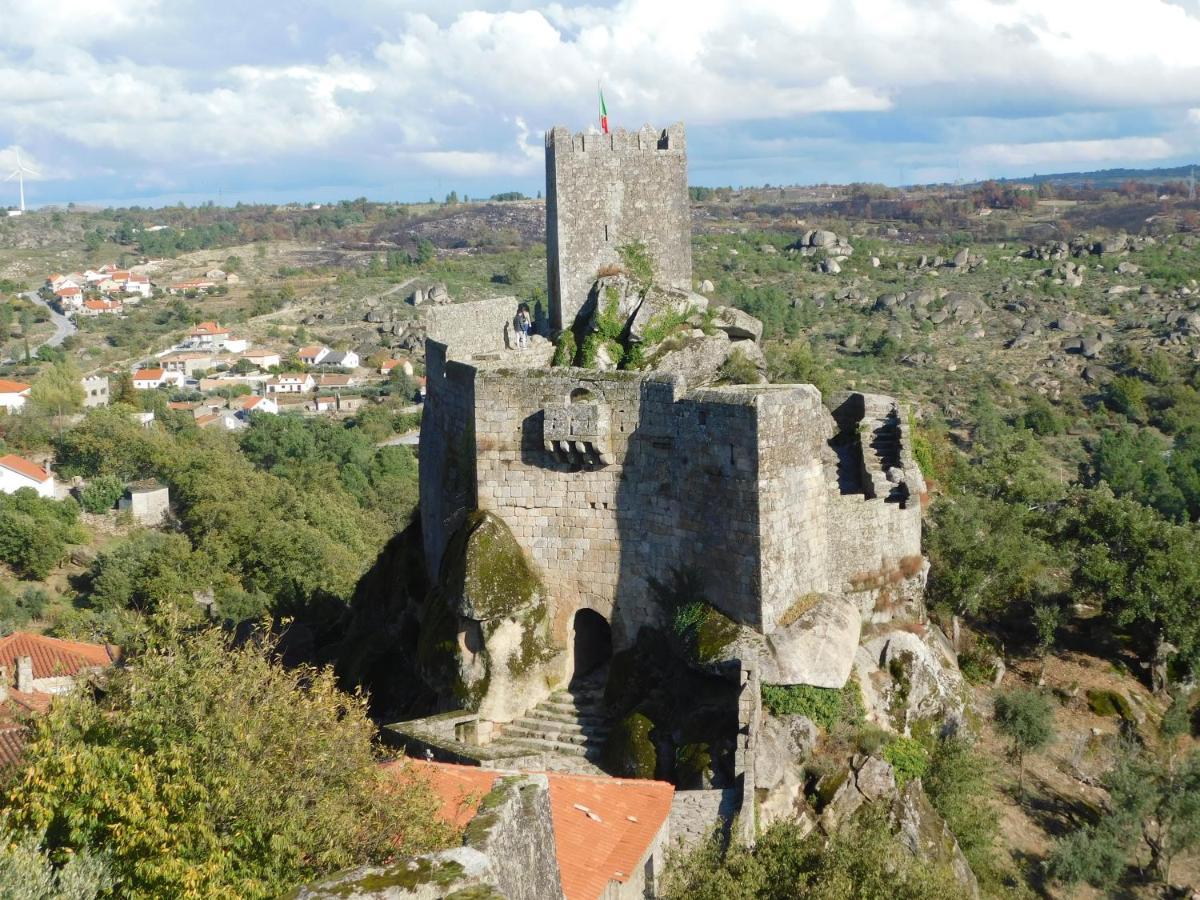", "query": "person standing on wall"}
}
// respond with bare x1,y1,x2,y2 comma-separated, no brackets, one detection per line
515,303,531,349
